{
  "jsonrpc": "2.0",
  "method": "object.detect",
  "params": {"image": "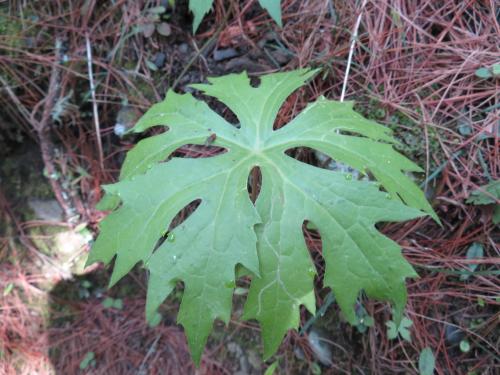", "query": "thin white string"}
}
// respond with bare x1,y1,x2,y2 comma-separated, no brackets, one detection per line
340,0,368,103
85,33,104,169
